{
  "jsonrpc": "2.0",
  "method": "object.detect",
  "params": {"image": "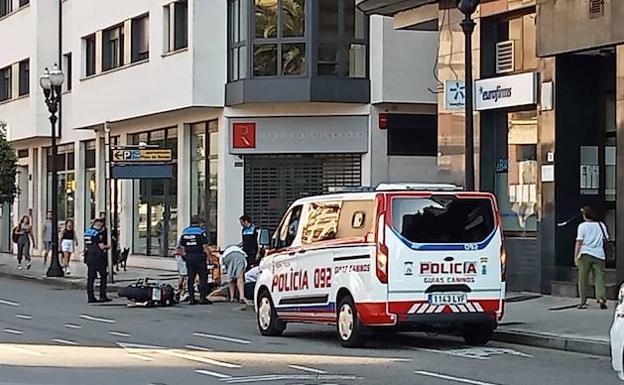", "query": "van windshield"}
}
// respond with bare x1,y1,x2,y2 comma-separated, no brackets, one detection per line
392,197,495,244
